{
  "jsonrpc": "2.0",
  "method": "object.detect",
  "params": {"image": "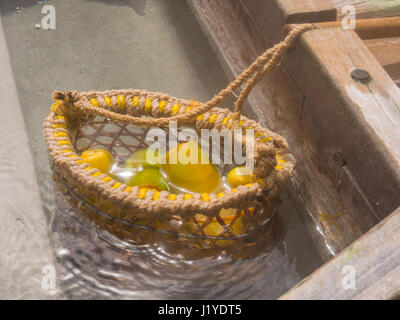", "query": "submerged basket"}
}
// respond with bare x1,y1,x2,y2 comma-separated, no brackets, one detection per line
44,25,313,258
